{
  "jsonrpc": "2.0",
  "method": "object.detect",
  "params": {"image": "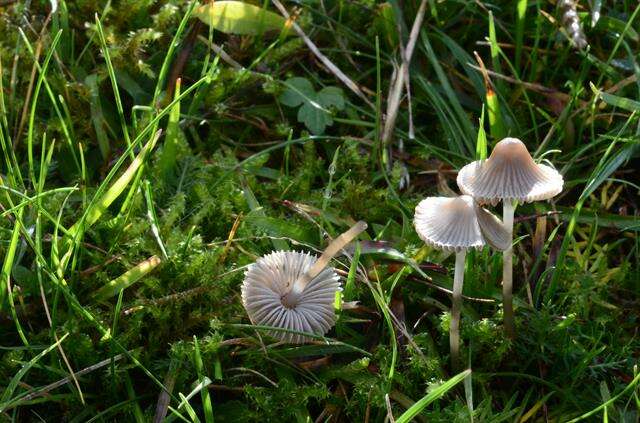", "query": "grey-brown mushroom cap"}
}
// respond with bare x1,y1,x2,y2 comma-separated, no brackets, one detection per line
241,251,340,344
414,195,488,252
457,137,564,205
